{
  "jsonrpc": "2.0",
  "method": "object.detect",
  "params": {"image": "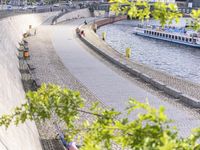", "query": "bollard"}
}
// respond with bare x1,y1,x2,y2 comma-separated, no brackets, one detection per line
126,48,131,58
102,32,106,41
24,51,29,59
23,48,30,59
